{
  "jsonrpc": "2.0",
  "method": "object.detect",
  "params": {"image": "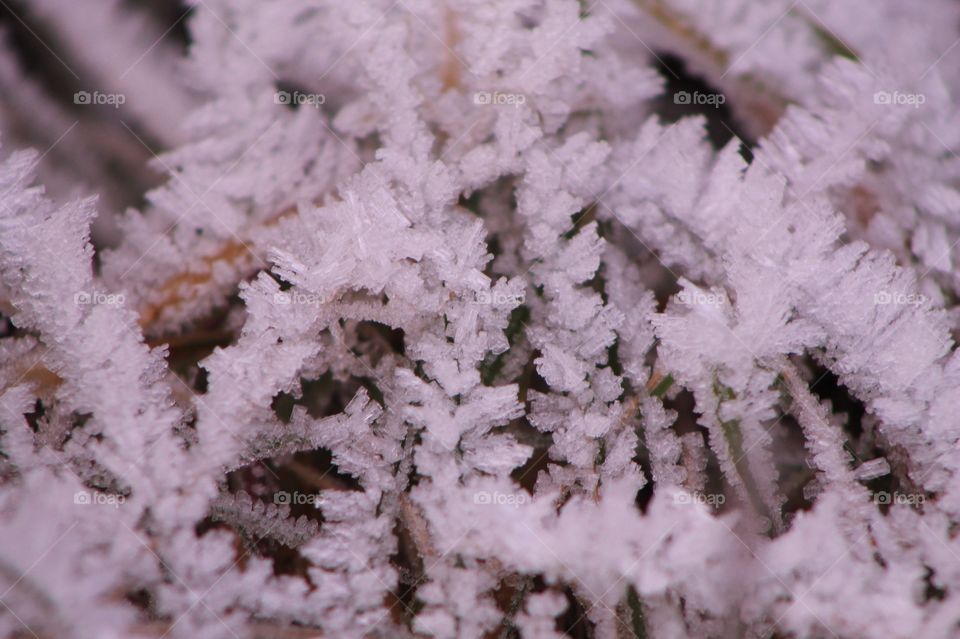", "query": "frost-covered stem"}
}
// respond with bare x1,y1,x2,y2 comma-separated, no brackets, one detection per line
780,363,860,492
27,0,196,146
